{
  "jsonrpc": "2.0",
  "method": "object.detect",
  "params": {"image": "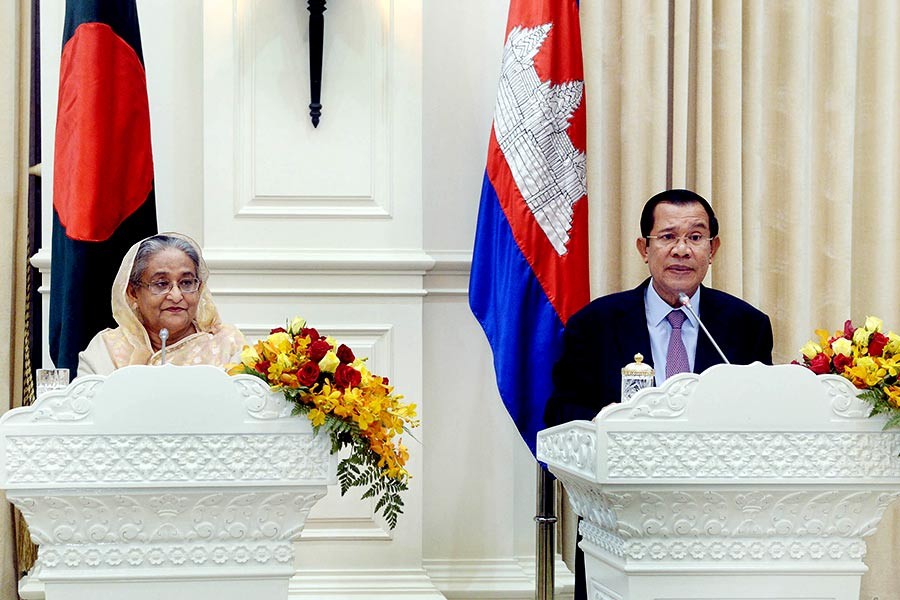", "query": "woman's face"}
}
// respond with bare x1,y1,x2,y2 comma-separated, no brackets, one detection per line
126,248,201,345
